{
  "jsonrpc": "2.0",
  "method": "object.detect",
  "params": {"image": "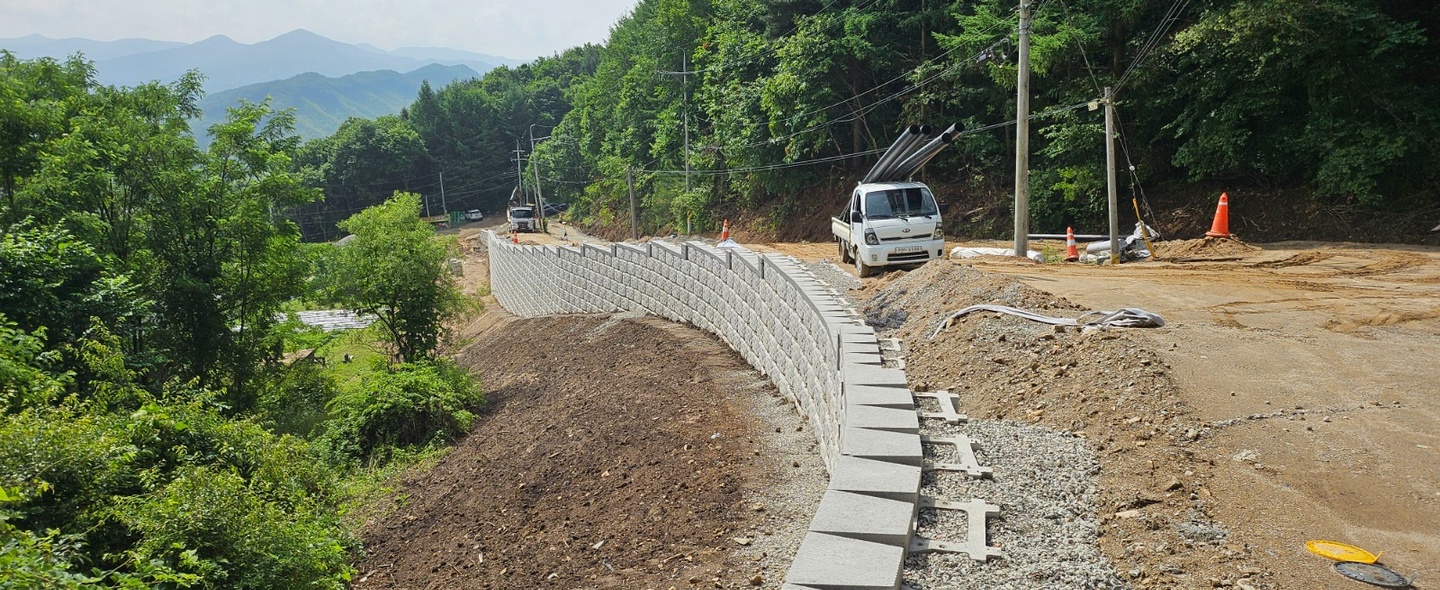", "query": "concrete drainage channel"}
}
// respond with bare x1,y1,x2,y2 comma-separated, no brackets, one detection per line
487,232,1007,589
